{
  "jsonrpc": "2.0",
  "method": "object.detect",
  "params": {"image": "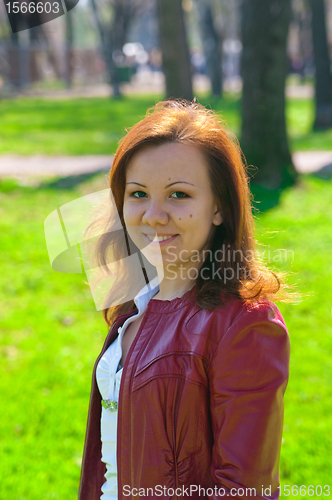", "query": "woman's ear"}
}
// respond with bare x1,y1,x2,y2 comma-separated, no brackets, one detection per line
213,208,223,226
